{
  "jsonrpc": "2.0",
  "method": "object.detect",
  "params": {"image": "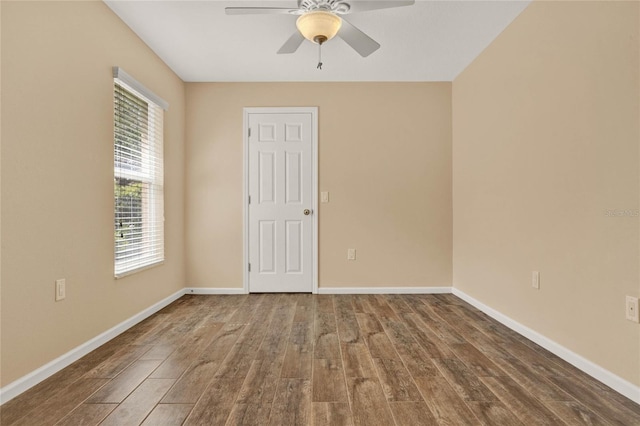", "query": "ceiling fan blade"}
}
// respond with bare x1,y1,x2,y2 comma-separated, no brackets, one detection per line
337,18,380,57
225,7,295,15
277,31,305,54
346,0,415,14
